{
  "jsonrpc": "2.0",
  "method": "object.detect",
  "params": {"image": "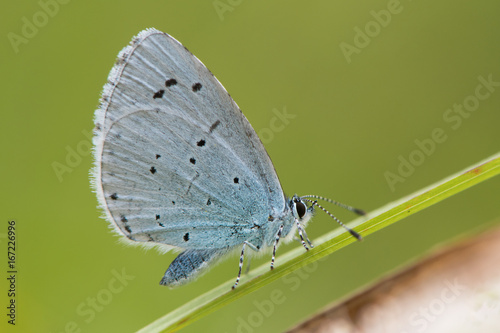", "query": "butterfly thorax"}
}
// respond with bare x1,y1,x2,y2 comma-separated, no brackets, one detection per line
256,195,315,250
